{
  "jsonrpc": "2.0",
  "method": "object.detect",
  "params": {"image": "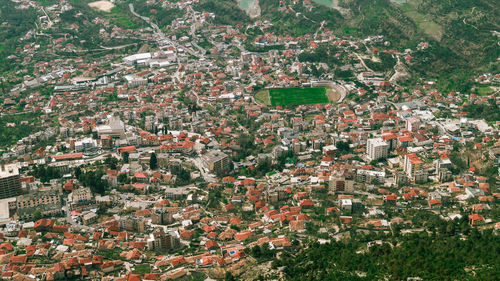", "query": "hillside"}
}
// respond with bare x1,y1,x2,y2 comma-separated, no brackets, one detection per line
342,0,499,90
198,0,499,91
0,1,37,75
